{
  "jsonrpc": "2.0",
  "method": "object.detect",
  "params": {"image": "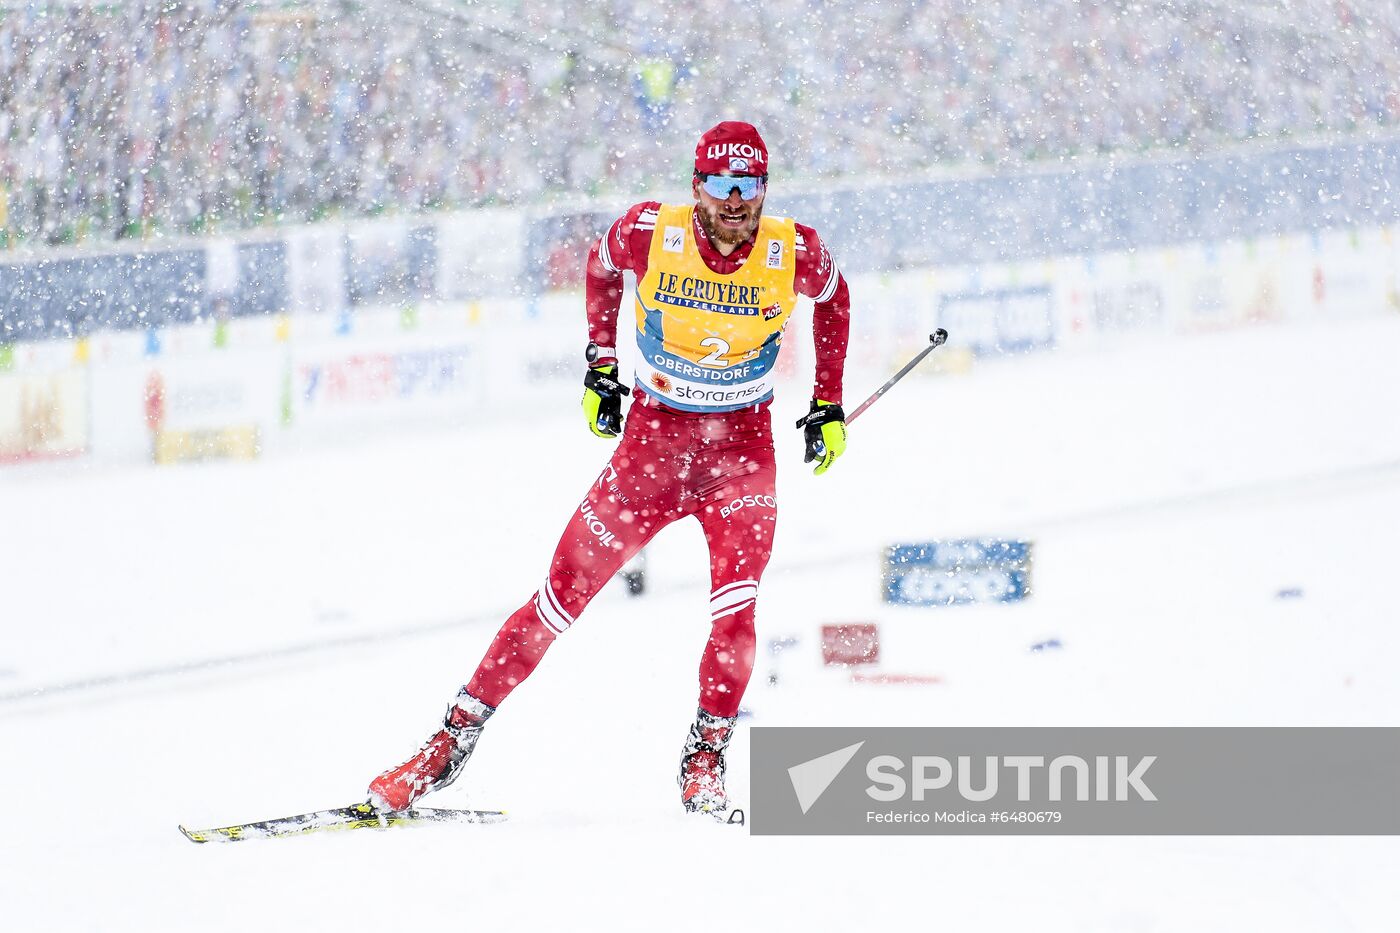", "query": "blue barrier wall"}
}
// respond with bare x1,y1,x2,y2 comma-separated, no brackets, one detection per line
772,135,1400,274
3,135,1398,340
0,240,288,341
0,249,205,340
